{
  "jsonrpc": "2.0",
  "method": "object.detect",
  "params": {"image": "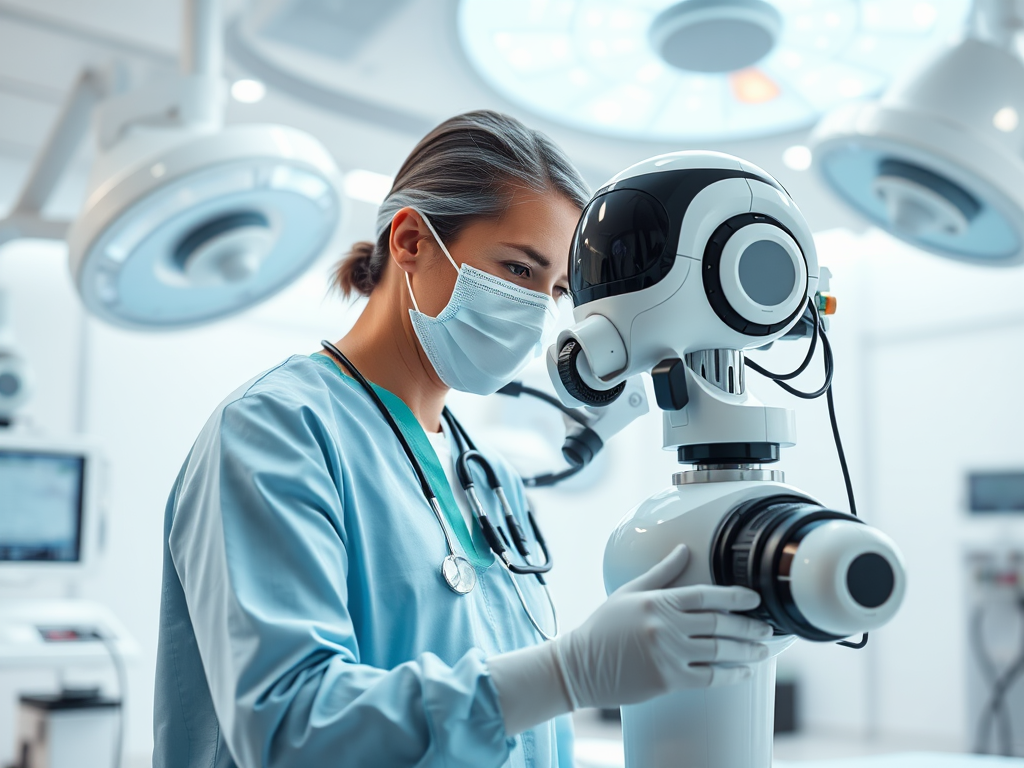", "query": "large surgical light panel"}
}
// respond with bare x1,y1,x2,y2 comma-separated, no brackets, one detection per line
458,0,972,141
